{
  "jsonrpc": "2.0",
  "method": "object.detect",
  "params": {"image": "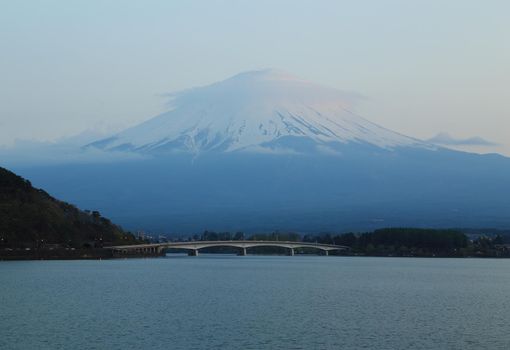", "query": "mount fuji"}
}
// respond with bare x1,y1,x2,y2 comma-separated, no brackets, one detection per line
14,70,510,234
87,69,430,155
